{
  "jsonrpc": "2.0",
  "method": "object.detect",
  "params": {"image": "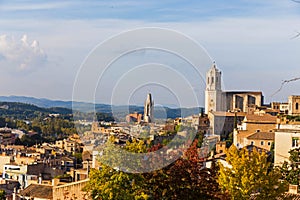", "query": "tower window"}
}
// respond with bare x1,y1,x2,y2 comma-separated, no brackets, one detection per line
211,77,214,84
296,103,299,110
292,137,299,147
207,77,209,84
216,77,218,83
